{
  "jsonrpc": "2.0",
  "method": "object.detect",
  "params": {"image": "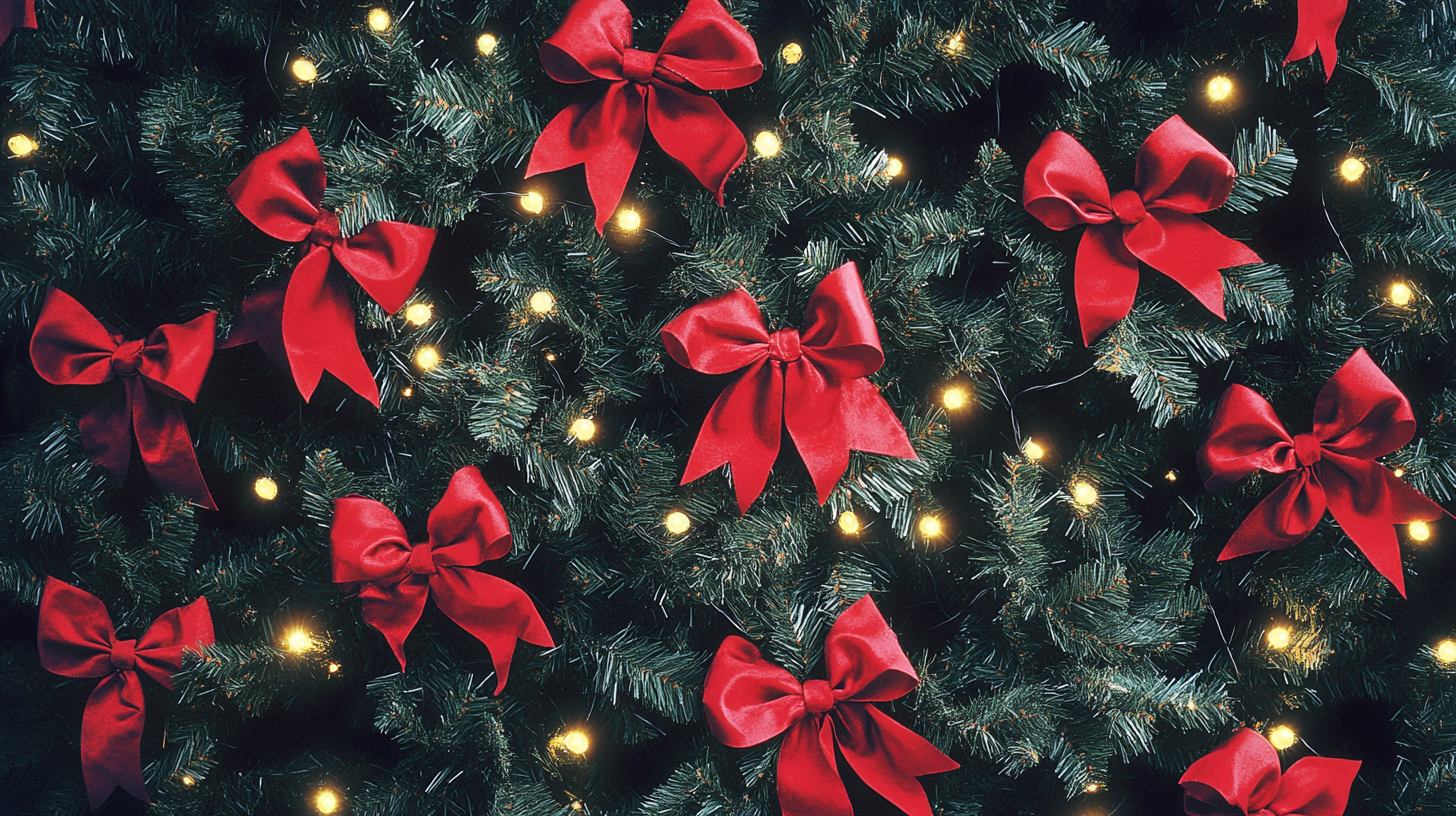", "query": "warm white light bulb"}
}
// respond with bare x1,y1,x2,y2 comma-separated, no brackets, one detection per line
292,58,318,83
